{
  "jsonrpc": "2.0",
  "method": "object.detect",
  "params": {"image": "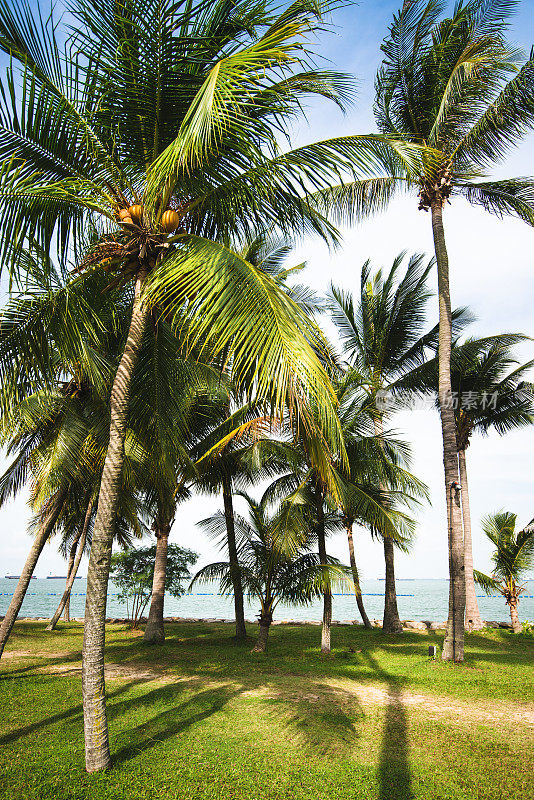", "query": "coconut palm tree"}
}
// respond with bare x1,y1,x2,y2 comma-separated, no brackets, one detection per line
0,486,67,657
47,493,96,630
454,345,533,630
138,374,225,645
190,234,328,641
192,488,348,652
397,335,533,630
0,377,145,653
0,258,144,649
329,253,460,632
475,512,534,632
320,0,534,661
264,371,425,650
191,398,275,641
0,0,409,766
334,373,425,633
